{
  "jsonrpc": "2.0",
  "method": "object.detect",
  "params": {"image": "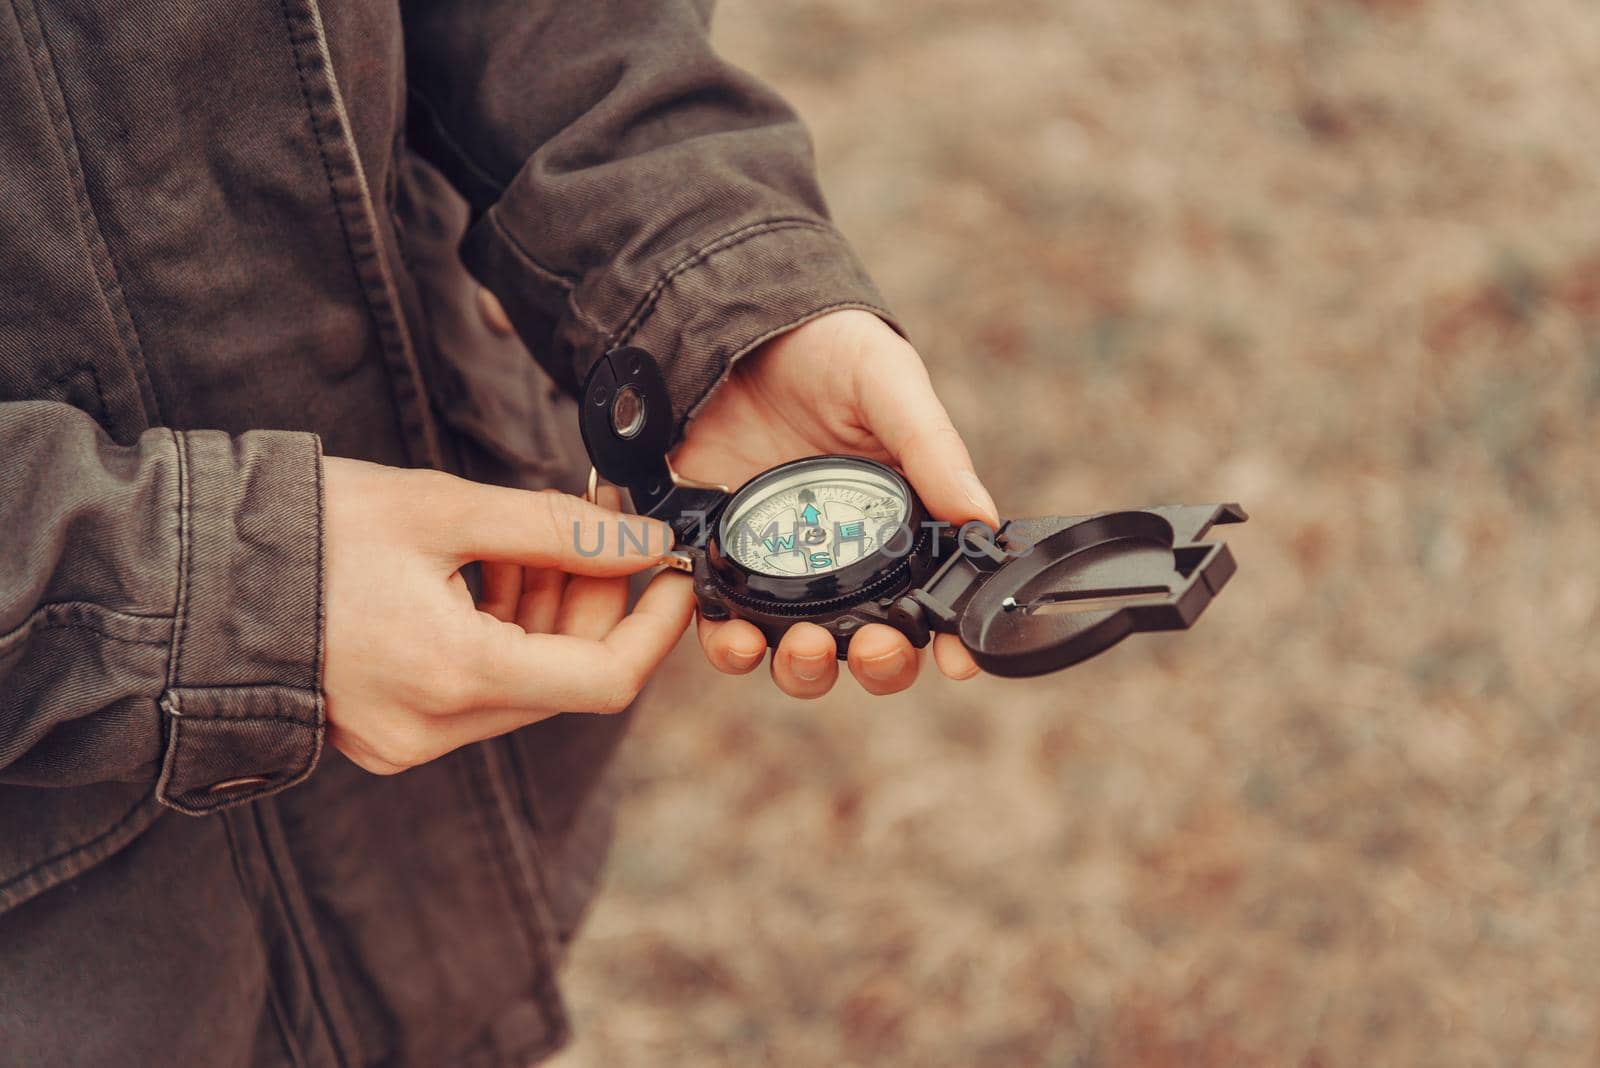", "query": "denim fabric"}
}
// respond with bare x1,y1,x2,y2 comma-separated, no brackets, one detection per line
0,1,887,1063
